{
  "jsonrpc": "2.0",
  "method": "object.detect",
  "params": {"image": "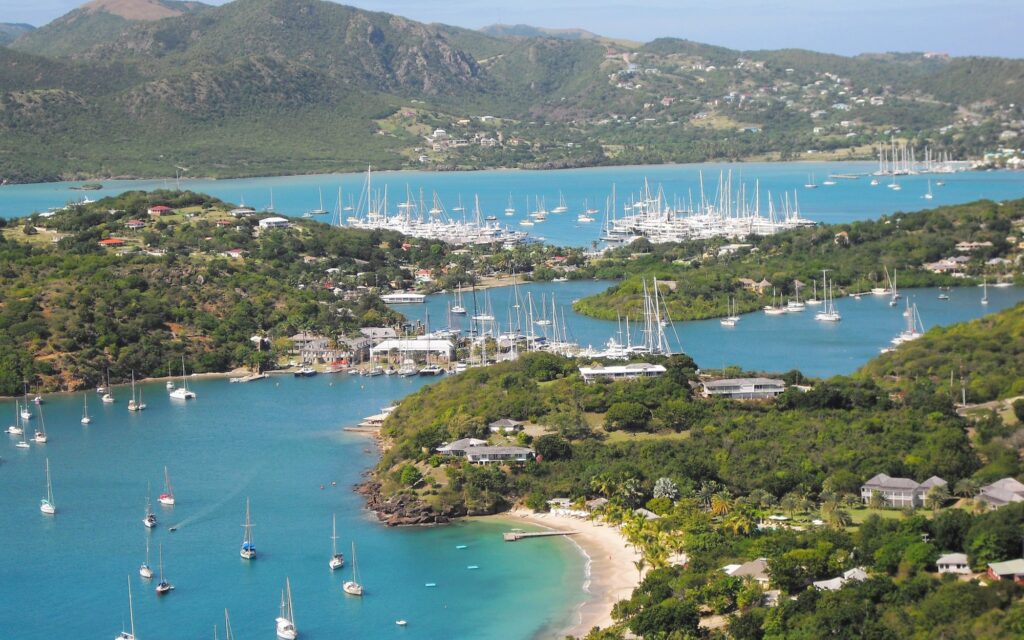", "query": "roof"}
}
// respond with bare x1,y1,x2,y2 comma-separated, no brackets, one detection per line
730,558,769,580
812,577,845,591
148,205,172,211
464,446,533,456
437,438,488,453
489,418,523,428
360,327,398,339
258,216,290,225
370,339,454,354
919,476,948,489
862,473,920,490
983,477,1024,494
98,238,125,246
937,553,968,565
989,559,1024,575
978,487,1024,506
703,377,785,389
